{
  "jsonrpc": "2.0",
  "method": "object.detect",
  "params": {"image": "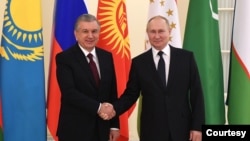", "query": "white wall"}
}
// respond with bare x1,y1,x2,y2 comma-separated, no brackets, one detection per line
0,0,188,140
